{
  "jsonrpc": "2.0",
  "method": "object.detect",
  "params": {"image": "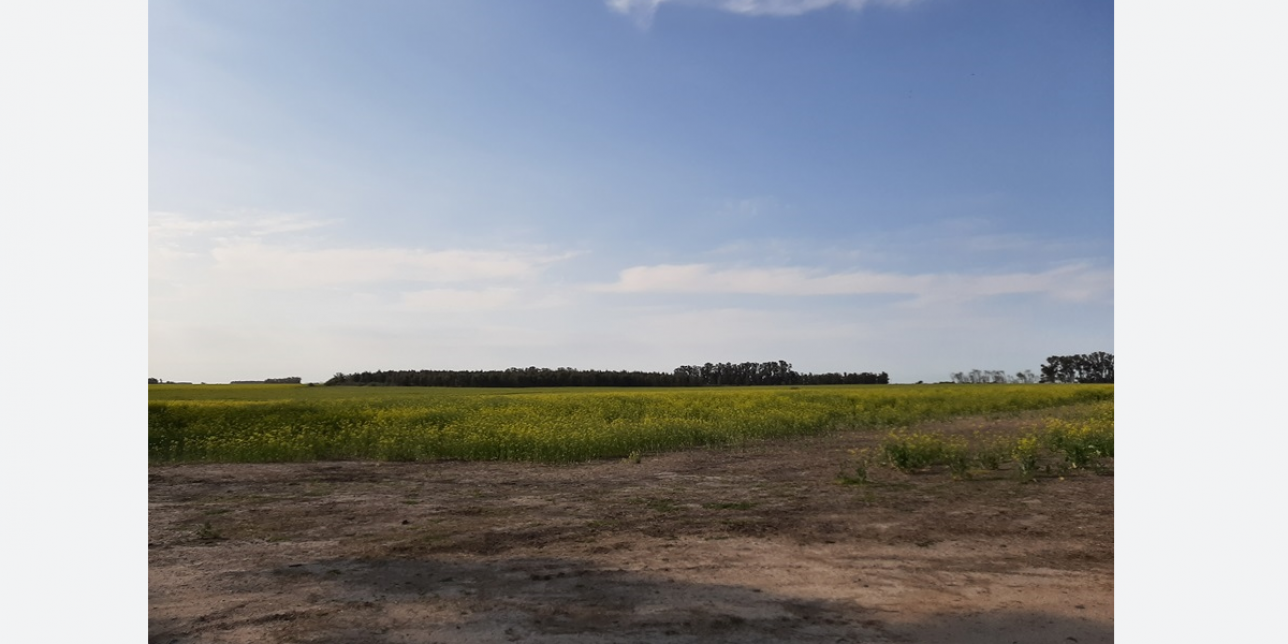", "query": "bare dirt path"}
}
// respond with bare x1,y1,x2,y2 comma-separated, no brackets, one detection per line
149,424,1112,643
